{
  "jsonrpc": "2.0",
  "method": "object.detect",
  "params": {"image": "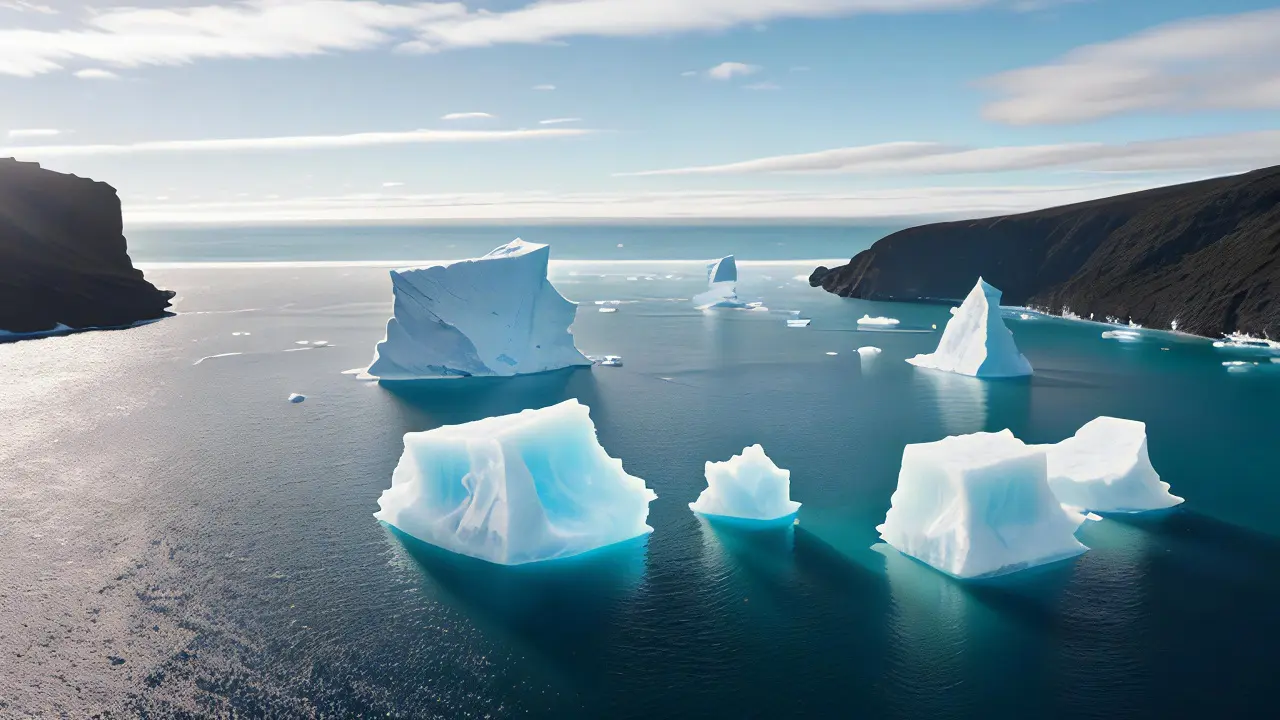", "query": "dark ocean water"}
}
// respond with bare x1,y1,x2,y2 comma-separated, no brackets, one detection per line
2,226,1278,718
